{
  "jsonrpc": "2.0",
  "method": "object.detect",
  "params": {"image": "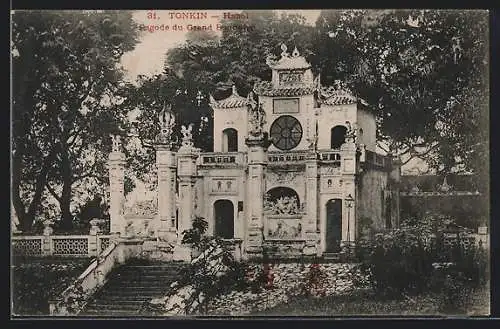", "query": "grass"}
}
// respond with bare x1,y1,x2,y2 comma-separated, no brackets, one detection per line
11,256,93,316
249,286,490,317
